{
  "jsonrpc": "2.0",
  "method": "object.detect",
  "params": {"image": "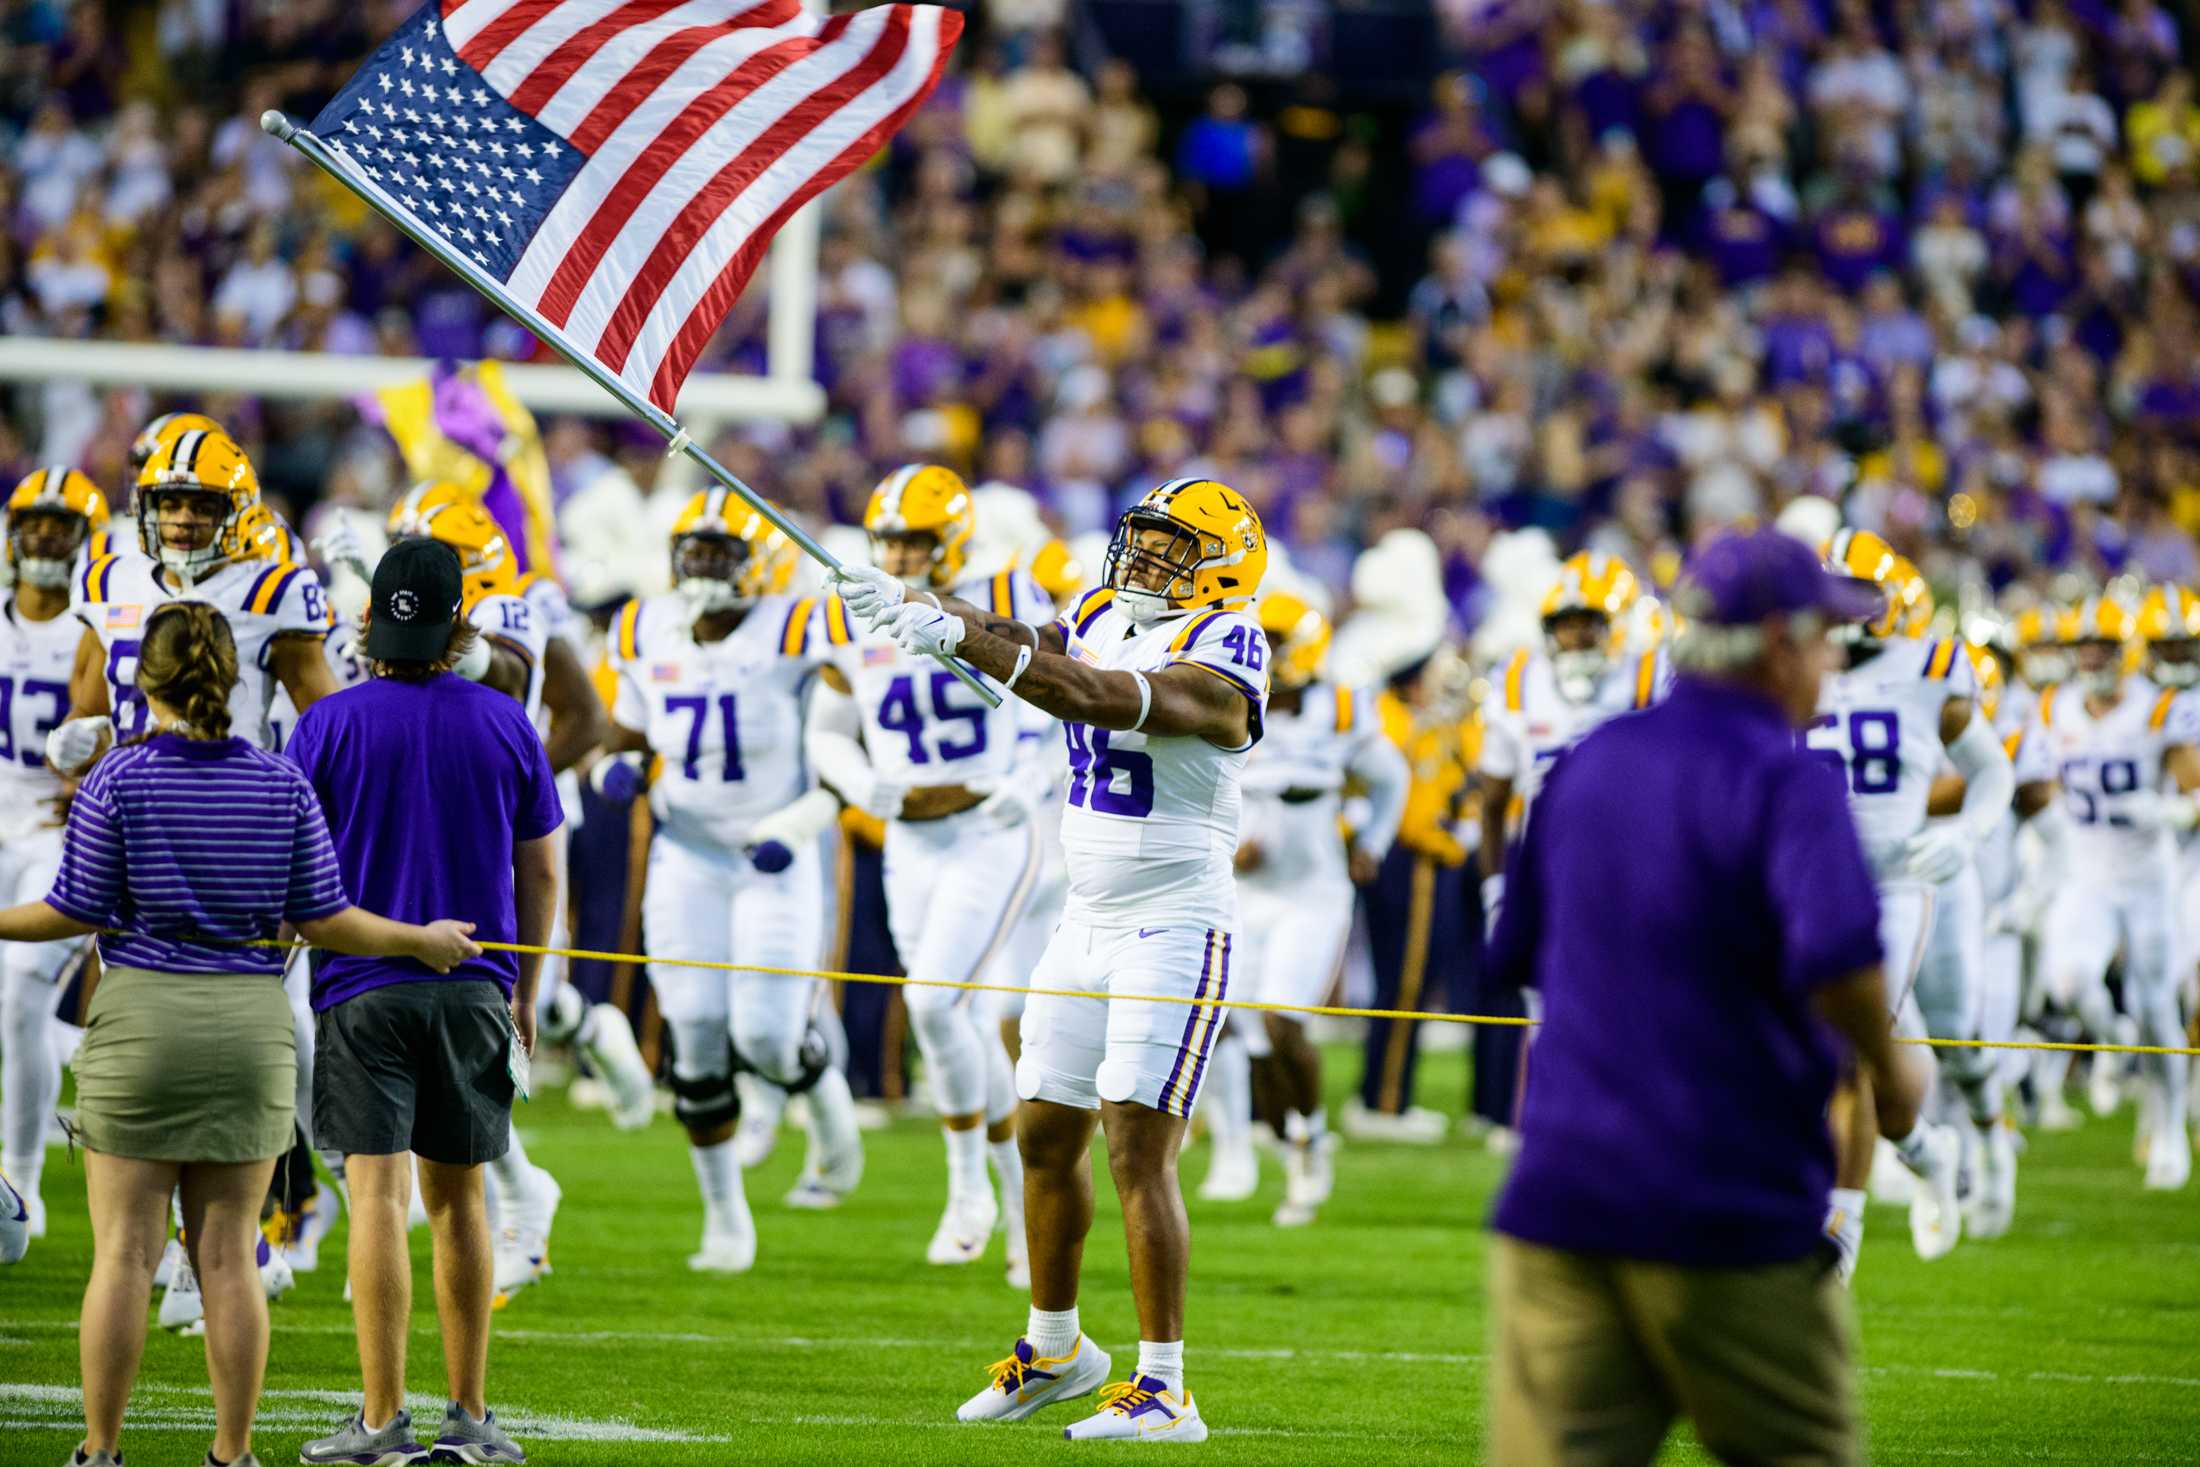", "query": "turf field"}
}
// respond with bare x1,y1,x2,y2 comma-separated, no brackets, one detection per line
5,1046,2196,1465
